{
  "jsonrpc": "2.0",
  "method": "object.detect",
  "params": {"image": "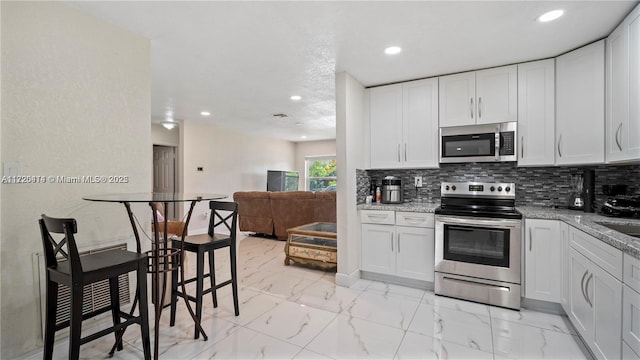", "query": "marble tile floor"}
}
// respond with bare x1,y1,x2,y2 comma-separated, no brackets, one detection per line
20,235,591,360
